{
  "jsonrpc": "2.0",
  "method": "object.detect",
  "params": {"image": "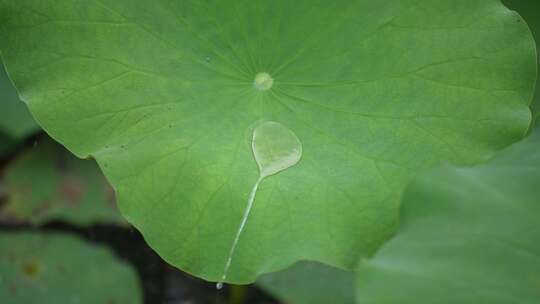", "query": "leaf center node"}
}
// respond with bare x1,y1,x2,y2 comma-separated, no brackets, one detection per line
253,72,273,91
